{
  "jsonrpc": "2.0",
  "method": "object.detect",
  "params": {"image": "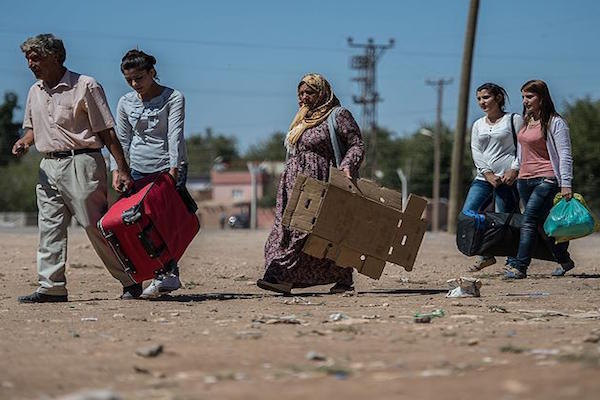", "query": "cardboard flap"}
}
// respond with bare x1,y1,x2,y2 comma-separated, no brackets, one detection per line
282,174,308,226
303,238,385,280
328,167,359,193
403,193,427,218
359,256,386,279
284,176,327,232
388,218,427,270
303,235,339,260
387,195,428,270
328,167,403,211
